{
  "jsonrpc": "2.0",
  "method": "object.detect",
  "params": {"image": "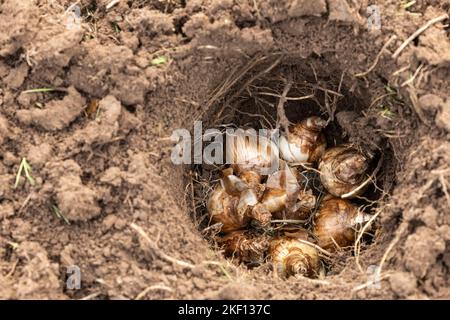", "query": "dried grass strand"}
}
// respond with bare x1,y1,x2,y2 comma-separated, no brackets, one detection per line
392,14,449,59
